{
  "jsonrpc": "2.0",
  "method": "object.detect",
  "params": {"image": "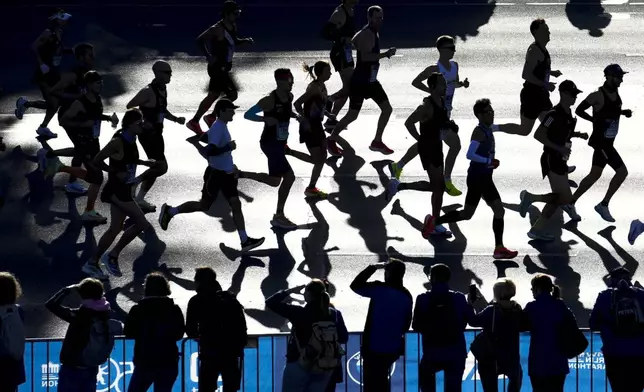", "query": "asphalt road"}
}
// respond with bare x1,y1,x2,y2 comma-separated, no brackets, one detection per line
1,1,643,338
